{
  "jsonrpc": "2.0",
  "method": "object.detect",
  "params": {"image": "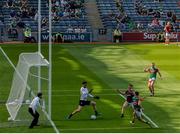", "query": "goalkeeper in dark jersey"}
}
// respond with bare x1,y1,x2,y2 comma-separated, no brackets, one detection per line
144,63,162,96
